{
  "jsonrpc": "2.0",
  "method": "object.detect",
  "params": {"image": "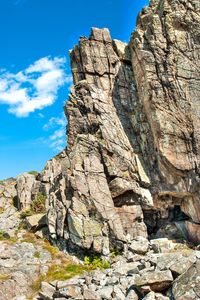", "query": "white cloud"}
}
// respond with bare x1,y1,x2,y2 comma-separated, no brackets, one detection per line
0,56,73,117
43,114,67,151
